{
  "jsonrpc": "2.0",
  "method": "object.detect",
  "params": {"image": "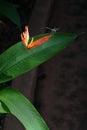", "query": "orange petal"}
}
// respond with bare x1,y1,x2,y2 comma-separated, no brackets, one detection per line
21,25,29,46
27,35,52,49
